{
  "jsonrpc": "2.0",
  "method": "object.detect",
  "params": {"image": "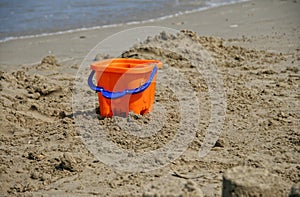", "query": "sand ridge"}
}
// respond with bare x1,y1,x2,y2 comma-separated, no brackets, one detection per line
1,30,299,196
